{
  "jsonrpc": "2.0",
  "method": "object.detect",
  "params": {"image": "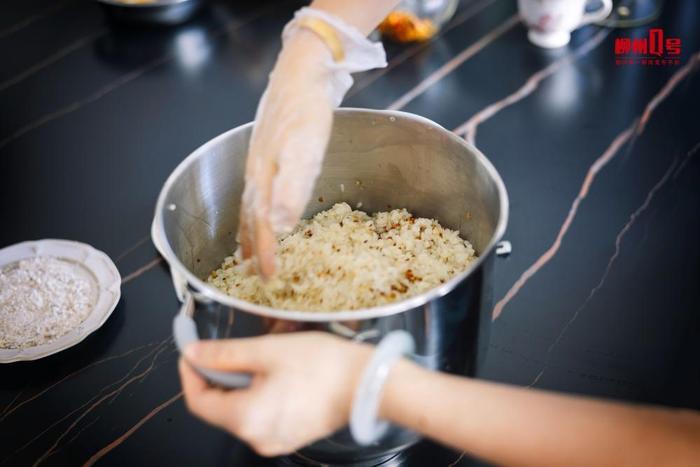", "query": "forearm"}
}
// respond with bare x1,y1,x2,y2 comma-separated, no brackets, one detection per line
310,0,399,36
274,0,398,86
380,361,700,467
